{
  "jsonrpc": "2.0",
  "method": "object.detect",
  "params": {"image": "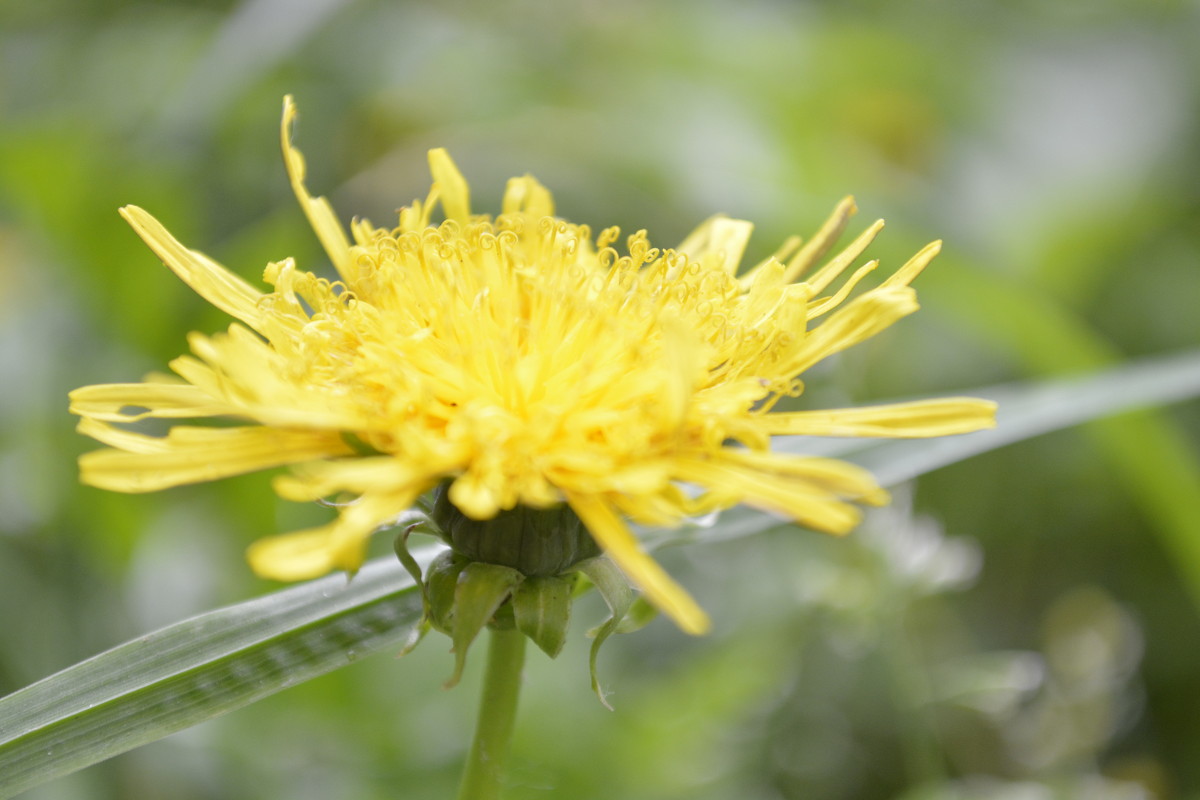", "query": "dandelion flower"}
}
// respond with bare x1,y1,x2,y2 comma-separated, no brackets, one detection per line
71,97,996,635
